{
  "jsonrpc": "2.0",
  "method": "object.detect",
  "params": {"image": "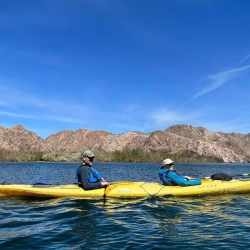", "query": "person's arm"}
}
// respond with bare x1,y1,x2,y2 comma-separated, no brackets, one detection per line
168,171,201,186
79,167,103,190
